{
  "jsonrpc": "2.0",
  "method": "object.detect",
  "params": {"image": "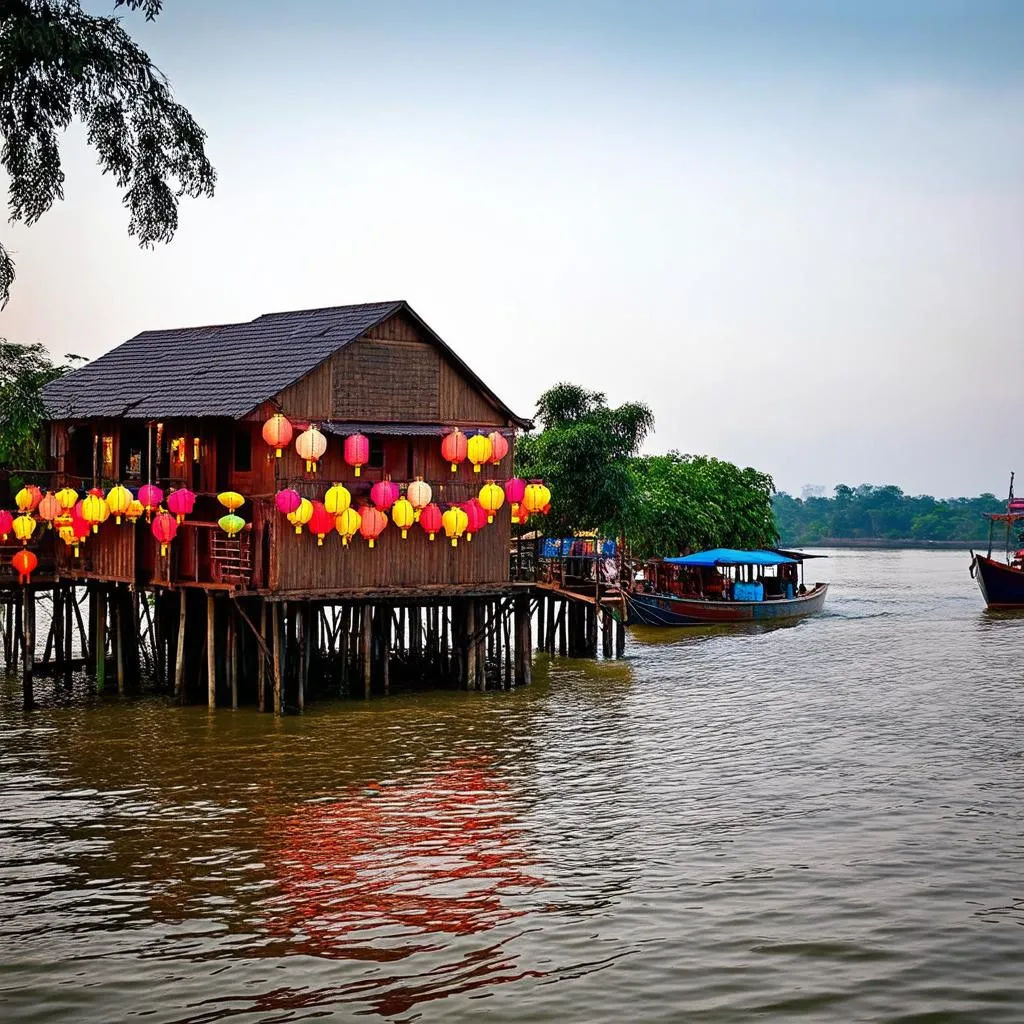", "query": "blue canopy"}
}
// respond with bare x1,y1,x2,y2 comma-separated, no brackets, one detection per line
664,548,797,567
